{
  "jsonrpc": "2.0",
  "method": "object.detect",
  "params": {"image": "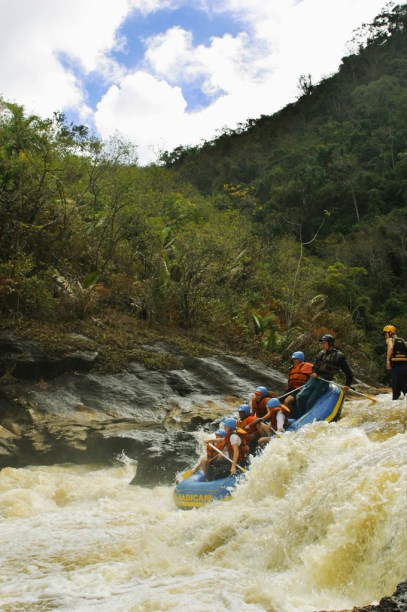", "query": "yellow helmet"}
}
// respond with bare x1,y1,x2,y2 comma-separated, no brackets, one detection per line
383,325,396,334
